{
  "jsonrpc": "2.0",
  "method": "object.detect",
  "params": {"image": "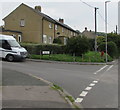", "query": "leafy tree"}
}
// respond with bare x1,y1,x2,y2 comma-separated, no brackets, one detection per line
53,38,62,44
66,36,90,56
98,41,118,58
